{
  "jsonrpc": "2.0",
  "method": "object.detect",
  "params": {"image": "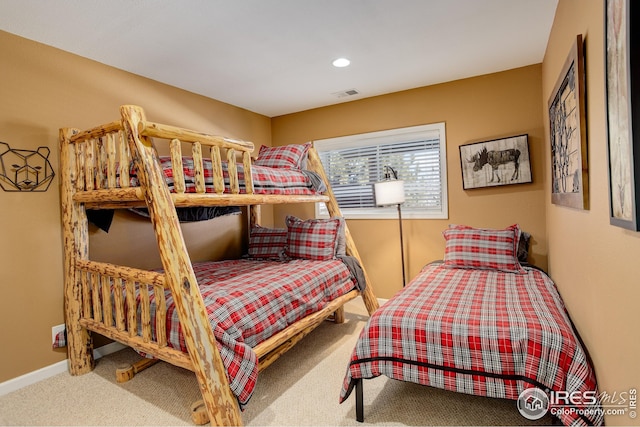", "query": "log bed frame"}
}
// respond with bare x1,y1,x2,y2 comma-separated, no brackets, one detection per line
59,105,379,426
